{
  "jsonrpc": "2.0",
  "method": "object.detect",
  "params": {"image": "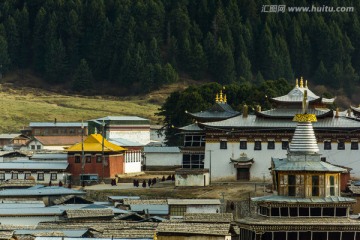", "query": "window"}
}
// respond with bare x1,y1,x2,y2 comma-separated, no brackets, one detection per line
50,173,57,181
312,175,320,196
75,156,81,163
31,145,35,150
254,141,261,150
24,172,31,180
267,141,275,150
240,140,247,149
86,155,91,163
220,140,227,149
329,176,335,196
351,141,359,150
338,140,345,150
37,145,41,150
324,141,331,150
288,175,296,196
34,129,40,135
184,135,206,147
182,154,204,169
69,129,75,134
0,173,4,180
96,155,102,163
170,205,187,216
11,172,18,180
282,141,289,150
37,173,44,181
